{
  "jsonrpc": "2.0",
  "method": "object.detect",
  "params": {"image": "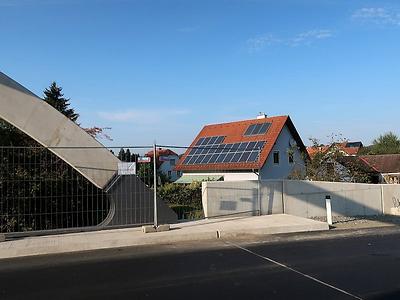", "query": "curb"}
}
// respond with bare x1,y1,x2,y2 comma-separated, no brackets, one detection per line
0,231,219,260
